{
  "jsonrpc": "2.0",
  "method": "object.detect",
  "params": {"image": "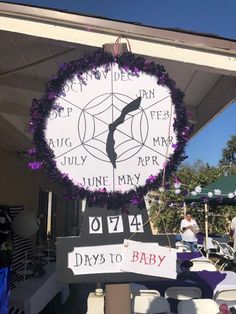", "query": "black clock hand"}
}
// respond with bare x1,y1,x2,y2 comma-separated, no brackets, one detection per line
106,96,142,168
